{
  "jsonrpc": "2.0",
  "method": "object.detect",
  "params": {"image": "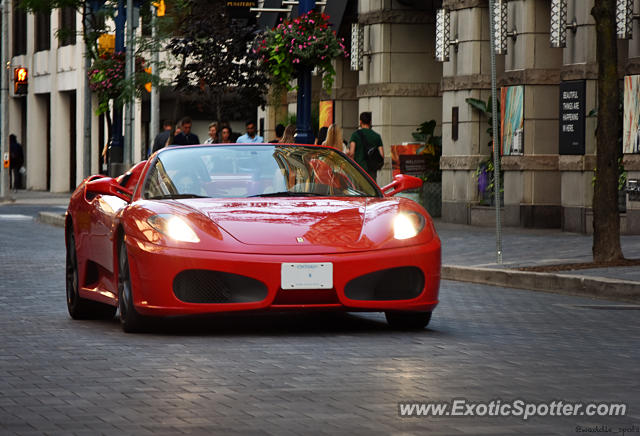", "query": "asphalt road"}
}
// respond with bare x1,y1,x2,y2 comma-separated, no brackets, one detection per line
0,204,639,435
